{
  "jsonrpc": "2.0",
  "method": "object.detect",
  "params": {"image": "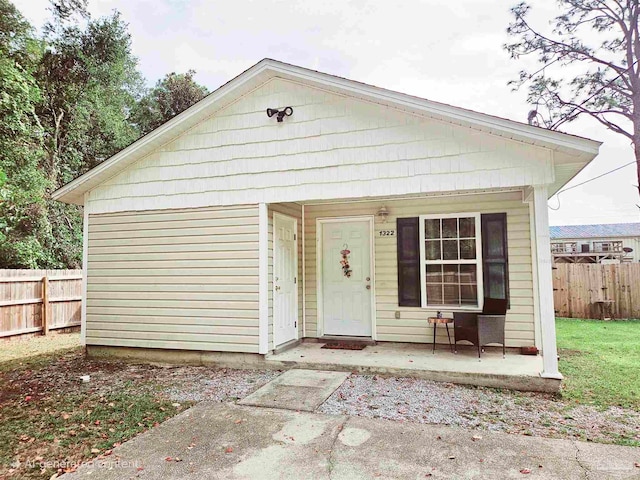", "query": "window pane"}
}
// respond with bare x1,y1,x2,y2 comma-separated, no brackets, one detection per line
425,240,441,260
461,284,478,305
426,284,443,304
442,264,458,283
443,284,460,305
424,219,440,239
459,264,477,283
486,219,505,258
442,240,458,260
459,217,475,238
426,264,442,283
442,218,458,238
460,239,476,259
487,264,507,299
